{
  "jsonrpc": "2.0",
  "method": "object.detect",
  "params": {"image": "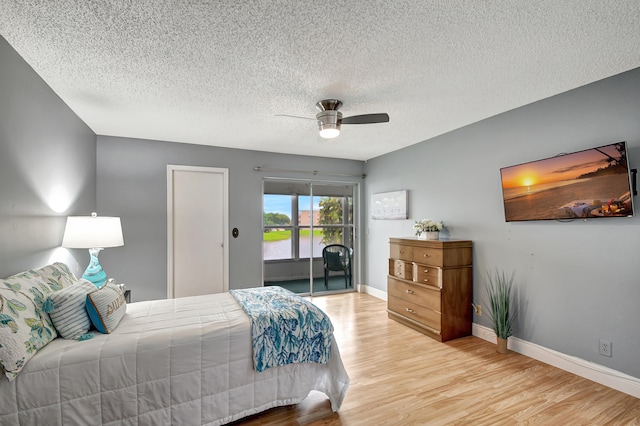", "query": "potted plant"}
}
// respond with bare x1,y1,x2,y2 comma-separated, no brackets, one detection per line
413,219,445,240
485,269,517,354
